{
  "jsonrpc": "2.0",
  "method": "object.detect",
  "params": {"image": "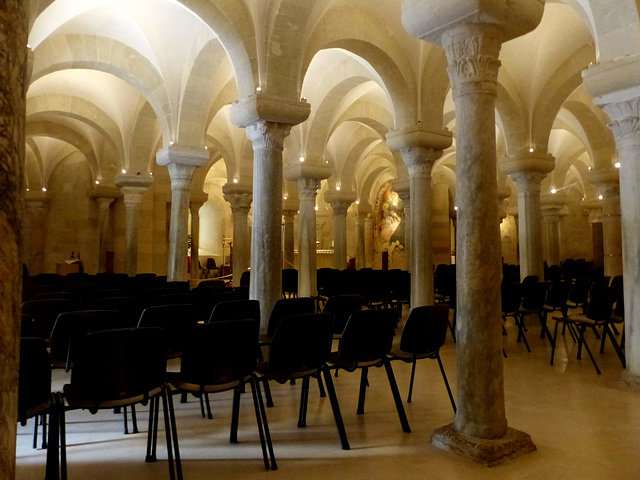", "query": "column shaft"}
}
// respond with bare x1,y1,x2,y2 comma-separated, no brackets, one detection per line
364,217,374,268
513,173,545,280
602,191,623,277
283,210,296,269
332,205,349,269
297,179,320,297
190,202,204,277
96,198,115,273
355,215,366,270
121,190,144,276
546,216,560,266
